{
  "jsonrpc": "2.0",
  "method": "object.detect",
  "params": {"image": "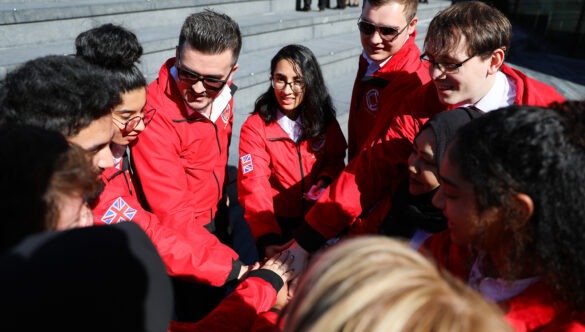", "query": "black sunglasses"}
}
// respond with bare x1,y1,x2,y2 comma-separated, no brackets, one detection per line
357,17,410,42
176,61,233,92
